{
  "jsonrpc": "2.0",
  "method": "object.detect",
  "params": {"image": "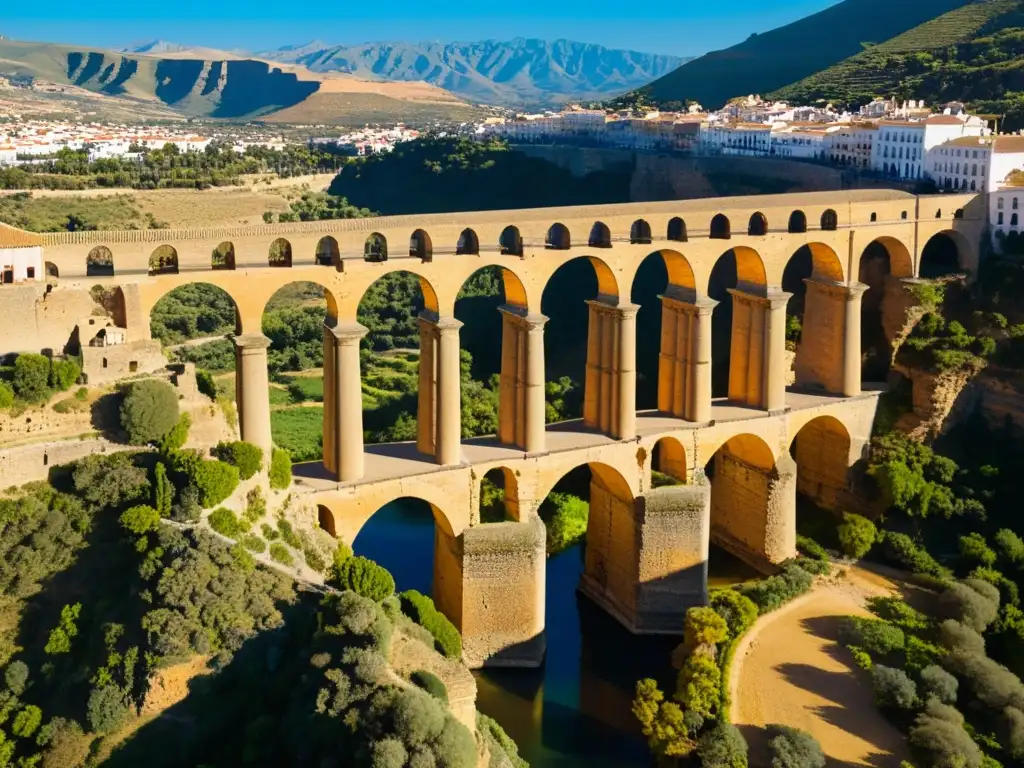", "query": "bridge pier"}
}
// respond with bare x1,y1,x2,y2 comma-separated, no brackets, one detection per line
728,289,791,413
231,333,273,458
498,308,547,453
416,315,464,466
584,301,639,439
657,295,716,423
435,517,547,668
322,321,368,482
795,280,869,396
